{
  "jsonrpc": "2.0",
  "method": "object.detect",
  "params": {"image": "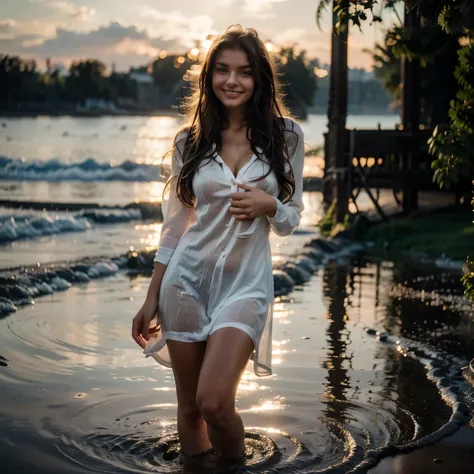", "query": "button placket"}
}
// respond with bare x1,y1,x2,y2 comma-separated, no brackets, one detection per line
226,177,240,229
